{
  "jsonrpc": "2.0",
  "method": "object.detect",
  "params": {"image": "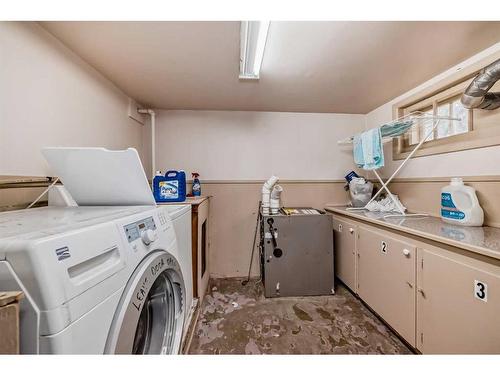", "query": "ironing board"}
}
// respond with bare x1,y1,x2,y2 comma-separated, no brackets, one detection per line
338,111,460,218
